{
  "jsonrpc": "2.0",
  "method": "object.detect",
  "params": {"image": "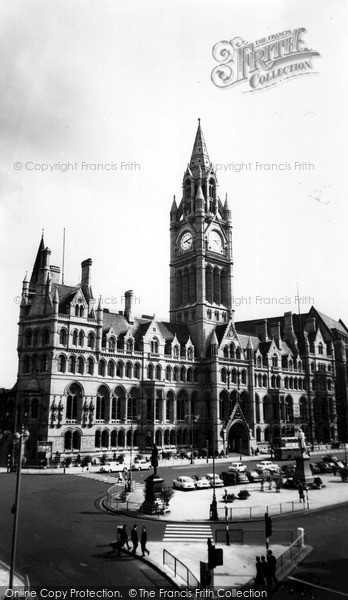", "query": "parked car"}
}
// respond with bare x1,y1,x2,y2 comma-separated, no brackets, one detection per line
256,460,279,472
100,462,125,473
220,471,237,486
228,461,247,473
131,460,151,471
236,472,249,484
310,463,321,475
280,464,295,479
246,470,263,483
316,461,333,473
194,476,210,490
173,476,196,490
206,473,224,487
322,455,338,466
25,458,48,469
